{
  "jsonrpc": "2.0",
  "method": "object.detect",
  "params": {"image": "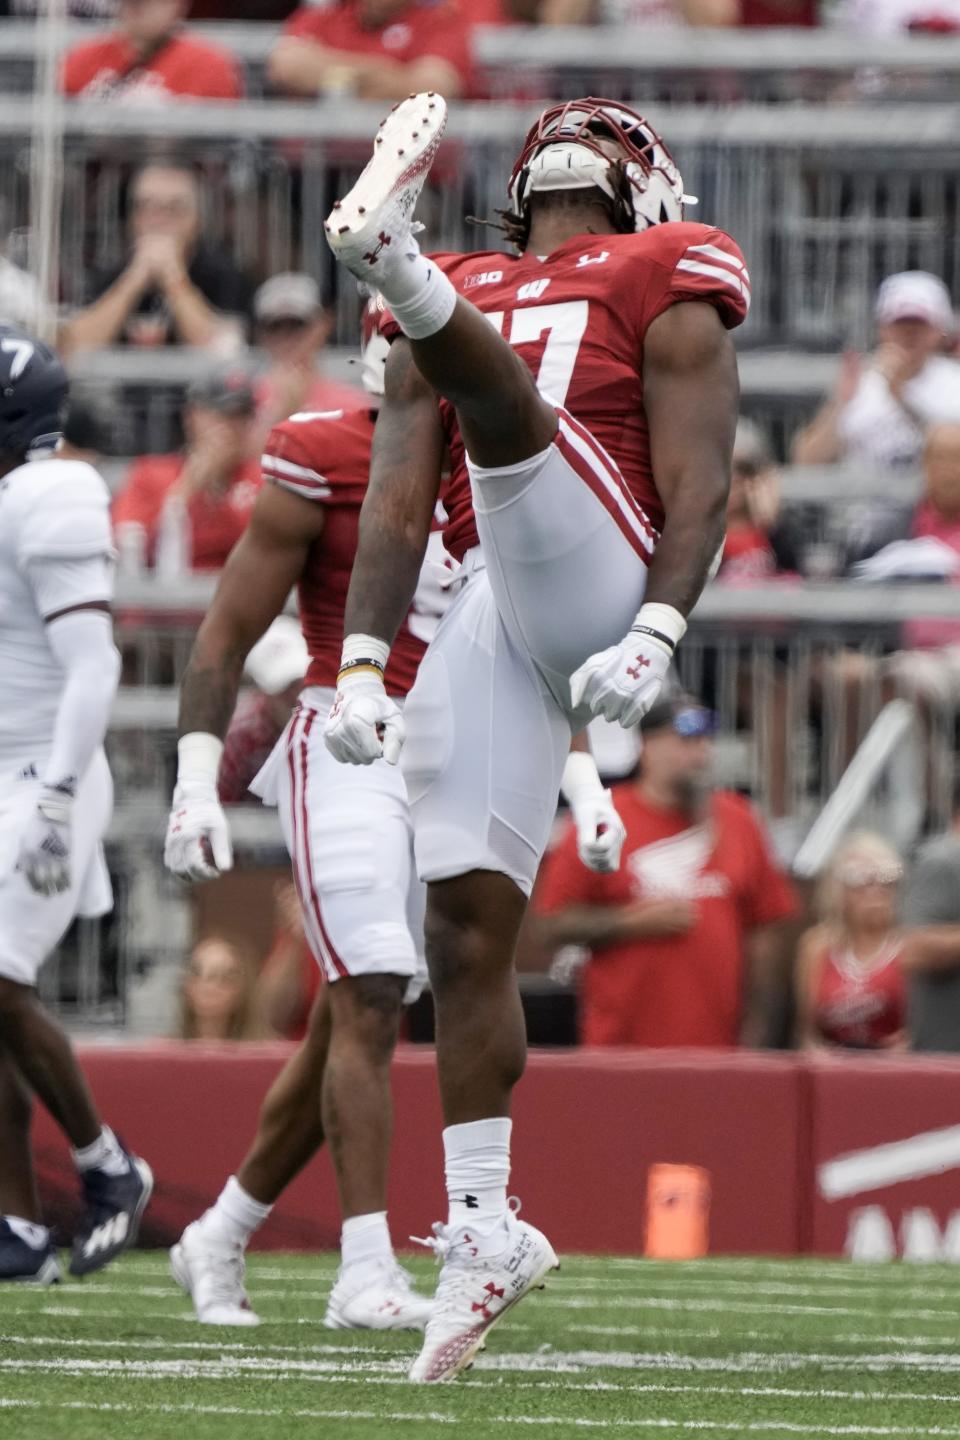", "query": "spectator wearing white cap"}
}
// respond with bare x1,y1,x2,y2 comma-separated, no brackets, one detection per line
217,617,309,804
793,271,960,472
253,272,366,444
